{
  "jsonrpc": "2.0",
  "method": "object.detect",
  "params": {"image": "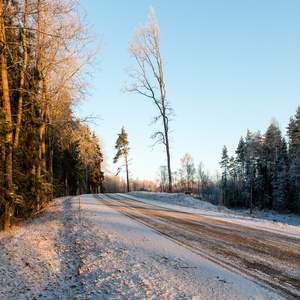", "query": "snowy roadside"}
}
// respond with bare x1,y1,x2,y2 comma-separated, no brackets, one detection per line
0,194,294,299
126,192,300,238
0,197,67,299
